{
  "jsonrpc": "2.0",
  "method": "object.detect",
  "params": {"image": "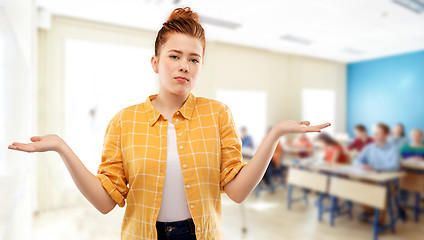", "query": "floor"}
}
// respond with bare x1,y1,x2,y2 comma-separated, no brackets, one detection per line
33,185,424,240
